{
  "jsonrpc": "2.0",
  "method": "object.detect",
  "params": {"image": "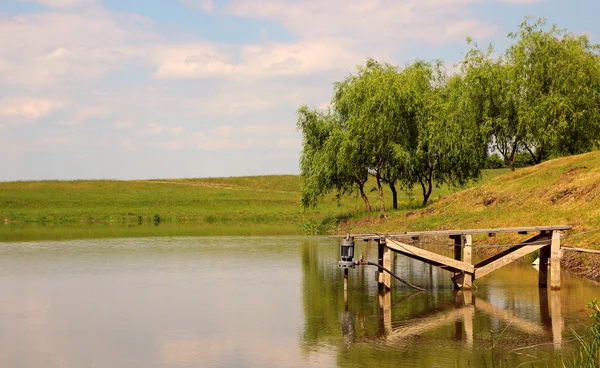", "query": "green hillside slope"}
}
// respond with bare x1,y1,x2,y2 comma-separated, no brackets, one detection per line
344,150,600,280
